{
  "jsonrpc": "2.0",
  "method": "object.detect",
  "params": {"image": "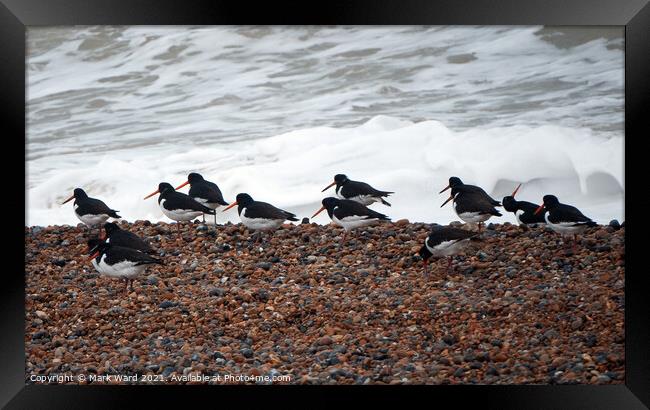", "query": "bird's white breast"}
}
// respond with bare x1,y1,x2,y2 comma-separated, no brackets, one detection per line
76,212,110,227
456,211,491,224
97,255,146,279
426,239,470,258
331,212,378,231
544,213,588,235
515,209,525,225
240,208,284,231
193,197,220,210
160,199,203,222
347,195,379,206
